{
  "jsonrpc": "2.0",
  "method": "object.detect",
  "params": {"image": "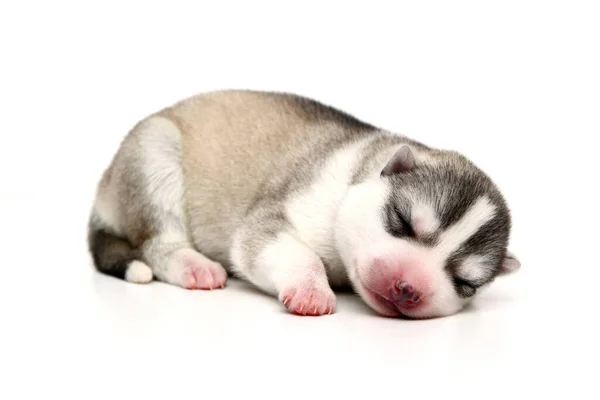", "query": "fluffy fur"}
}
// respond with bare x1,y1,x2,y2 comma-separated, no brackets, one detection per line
88,89,519,318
